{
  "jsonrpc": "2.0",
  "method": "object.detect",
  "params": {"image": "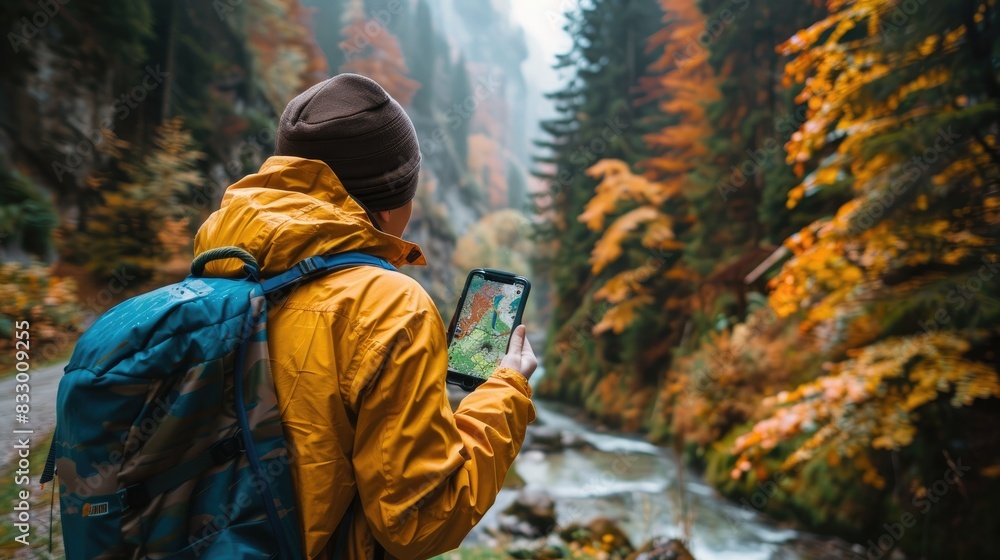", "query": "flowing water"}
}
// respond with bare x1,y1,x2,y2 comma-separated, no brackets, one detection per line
461,366,860,559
